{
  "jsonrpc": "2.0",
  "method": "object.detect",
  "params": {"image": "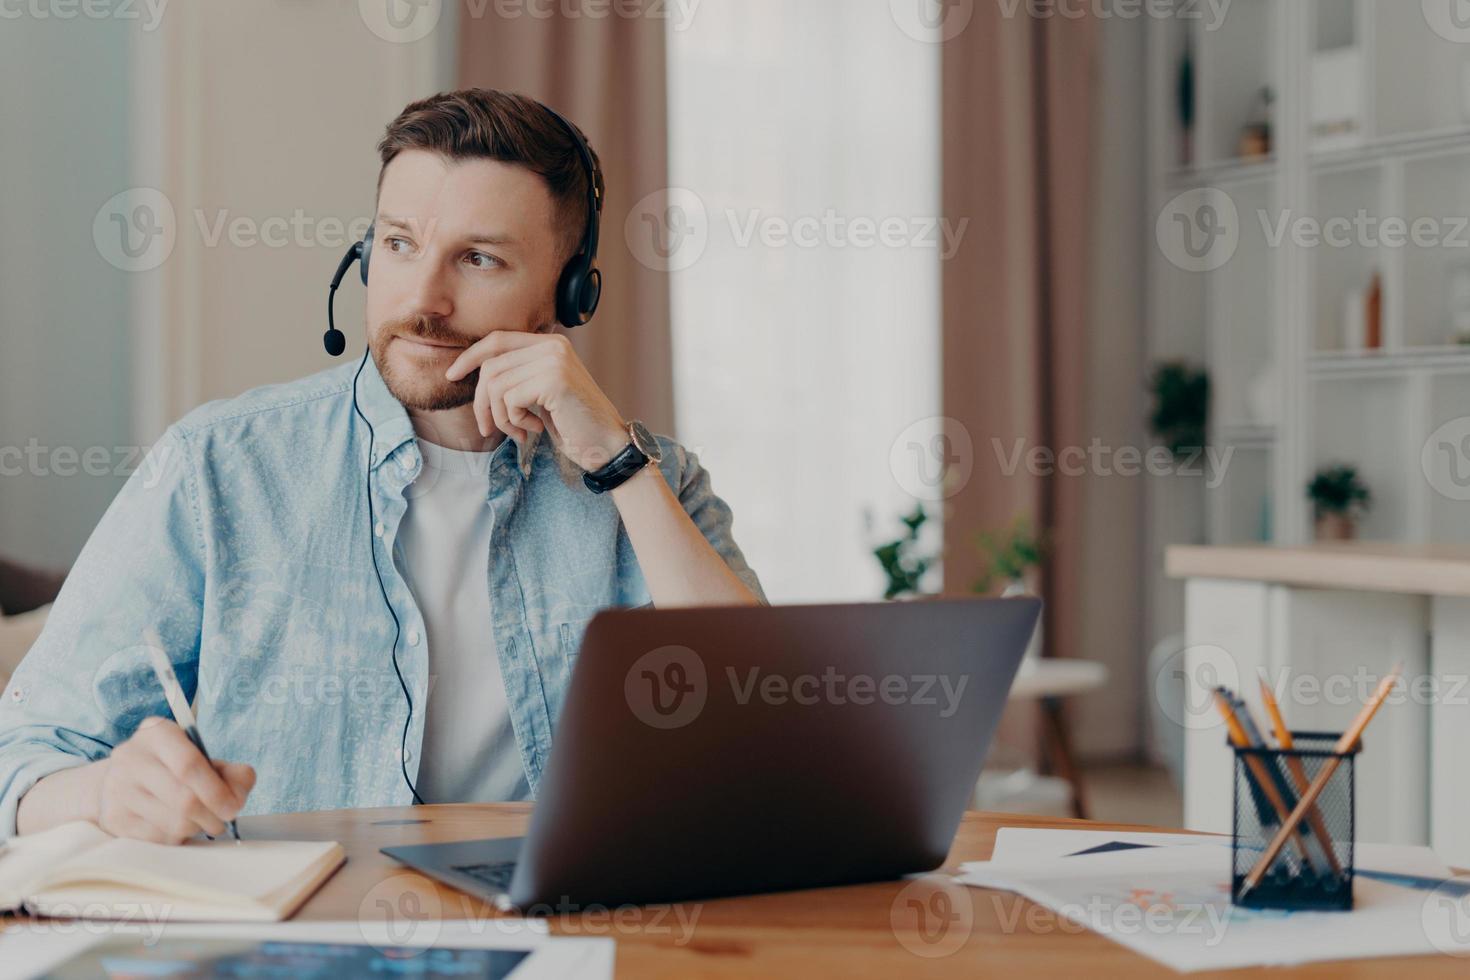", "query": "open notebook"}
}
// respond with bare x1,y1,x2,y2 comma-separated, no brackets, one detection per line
0,820,344,921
